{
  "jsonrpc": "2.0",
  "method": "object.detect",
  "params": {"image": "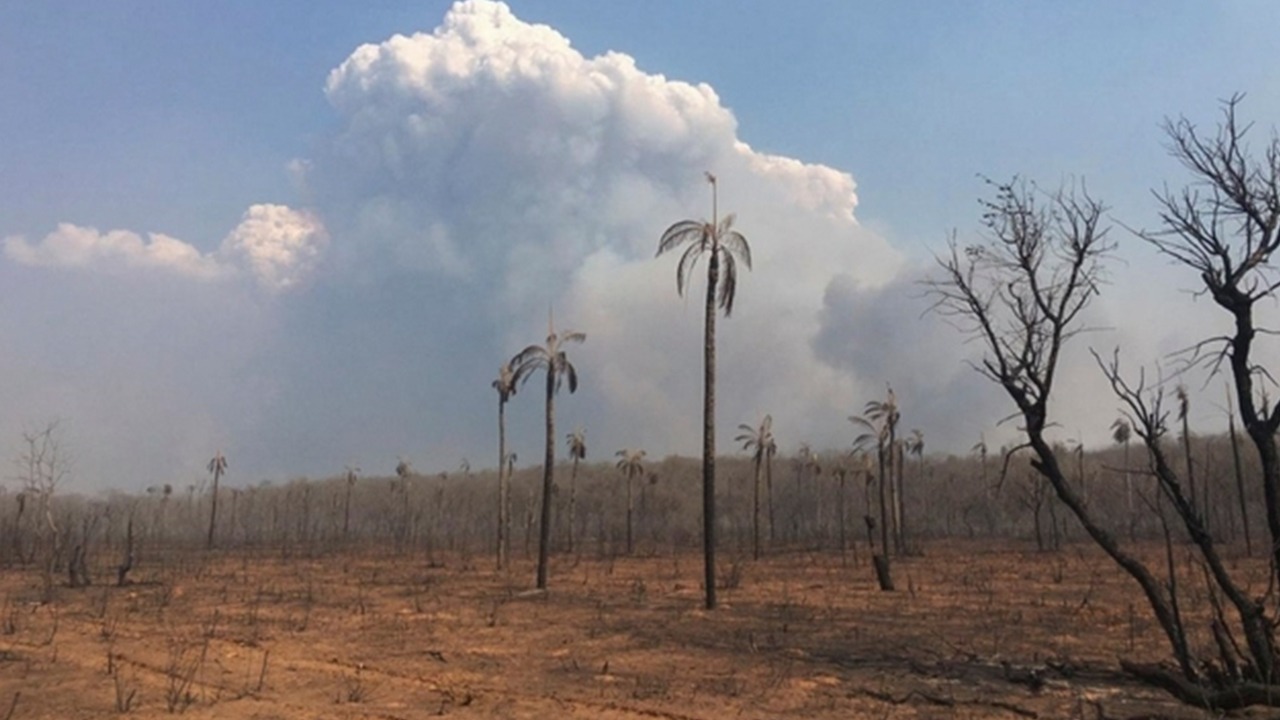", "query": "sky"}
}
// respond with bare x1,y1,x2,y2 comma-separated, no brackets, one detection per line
2,1,1279,493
